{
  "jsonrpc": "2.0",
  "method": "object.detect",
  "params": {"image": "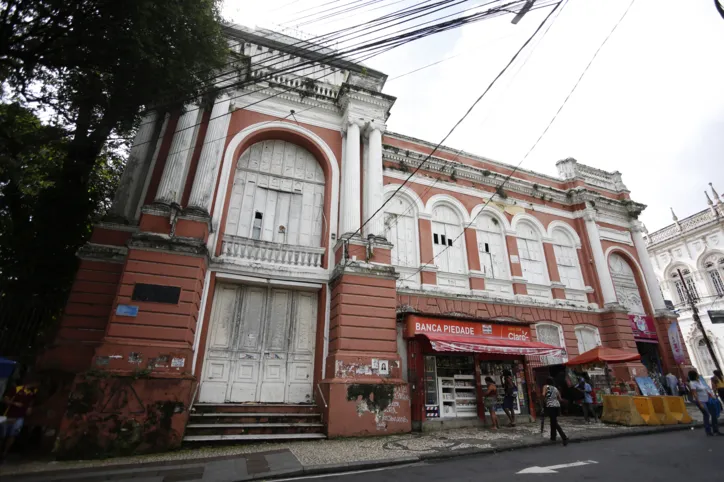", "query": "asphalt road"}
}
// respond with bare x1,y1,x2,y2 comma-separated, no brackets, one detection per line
292,429,723,481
